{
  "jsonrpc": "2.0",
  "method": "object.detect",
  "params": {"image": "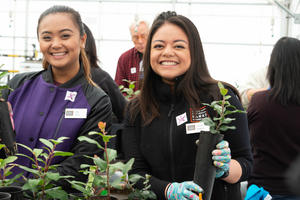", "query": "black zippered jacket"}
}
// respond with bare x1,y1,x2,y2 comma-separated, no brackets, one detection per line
122,78,252,200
